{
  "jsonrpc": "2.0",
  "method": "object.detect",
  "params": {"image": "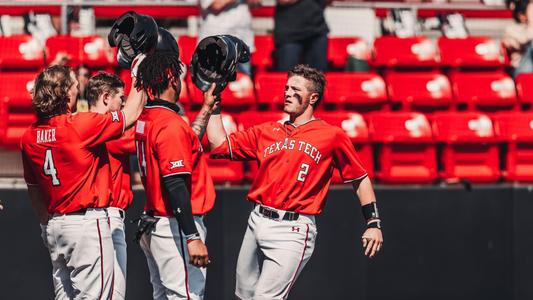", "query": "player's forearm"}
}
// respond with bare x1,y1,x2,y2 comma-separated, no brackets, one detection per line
122,80,147,129
207,113,228,150
190,104,215,140
162,175,199,237
27,185,49,225
353,176,377,206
